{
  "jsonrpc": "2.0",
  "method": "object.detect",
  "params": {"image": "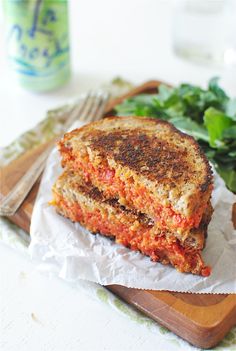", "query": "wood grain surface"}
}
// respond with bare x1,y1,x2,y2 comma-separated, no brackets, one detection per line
1,80,236,349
